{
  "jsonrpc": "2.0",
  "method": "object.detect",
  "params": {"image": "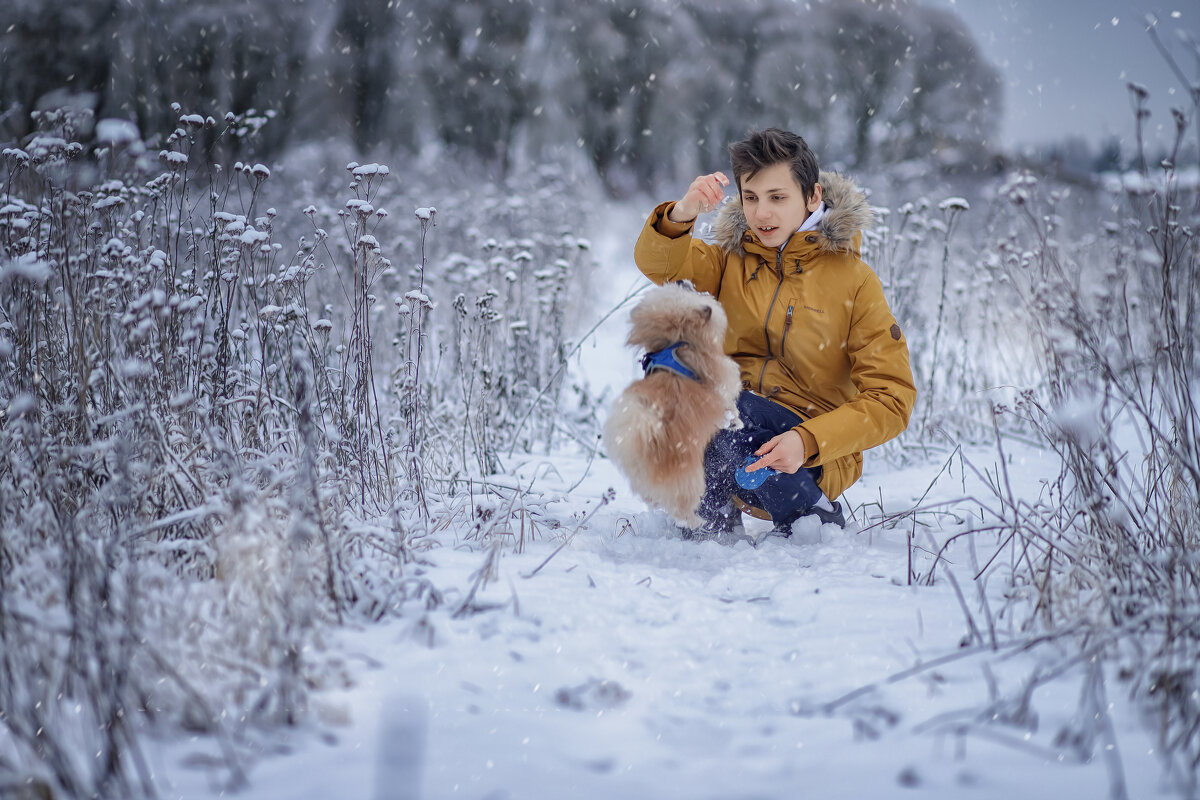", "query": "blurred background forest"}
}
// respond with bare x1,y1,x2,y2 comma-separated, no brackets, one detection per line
0,0,1017,193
